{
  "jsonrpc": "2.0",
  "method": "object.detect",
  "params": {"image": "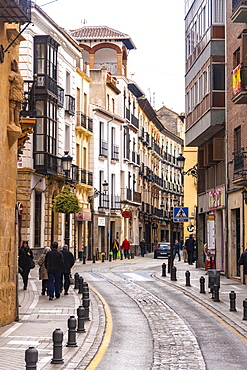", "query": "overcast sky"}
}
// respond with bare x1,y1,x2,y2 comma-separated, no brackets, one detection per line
35,0,185,114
